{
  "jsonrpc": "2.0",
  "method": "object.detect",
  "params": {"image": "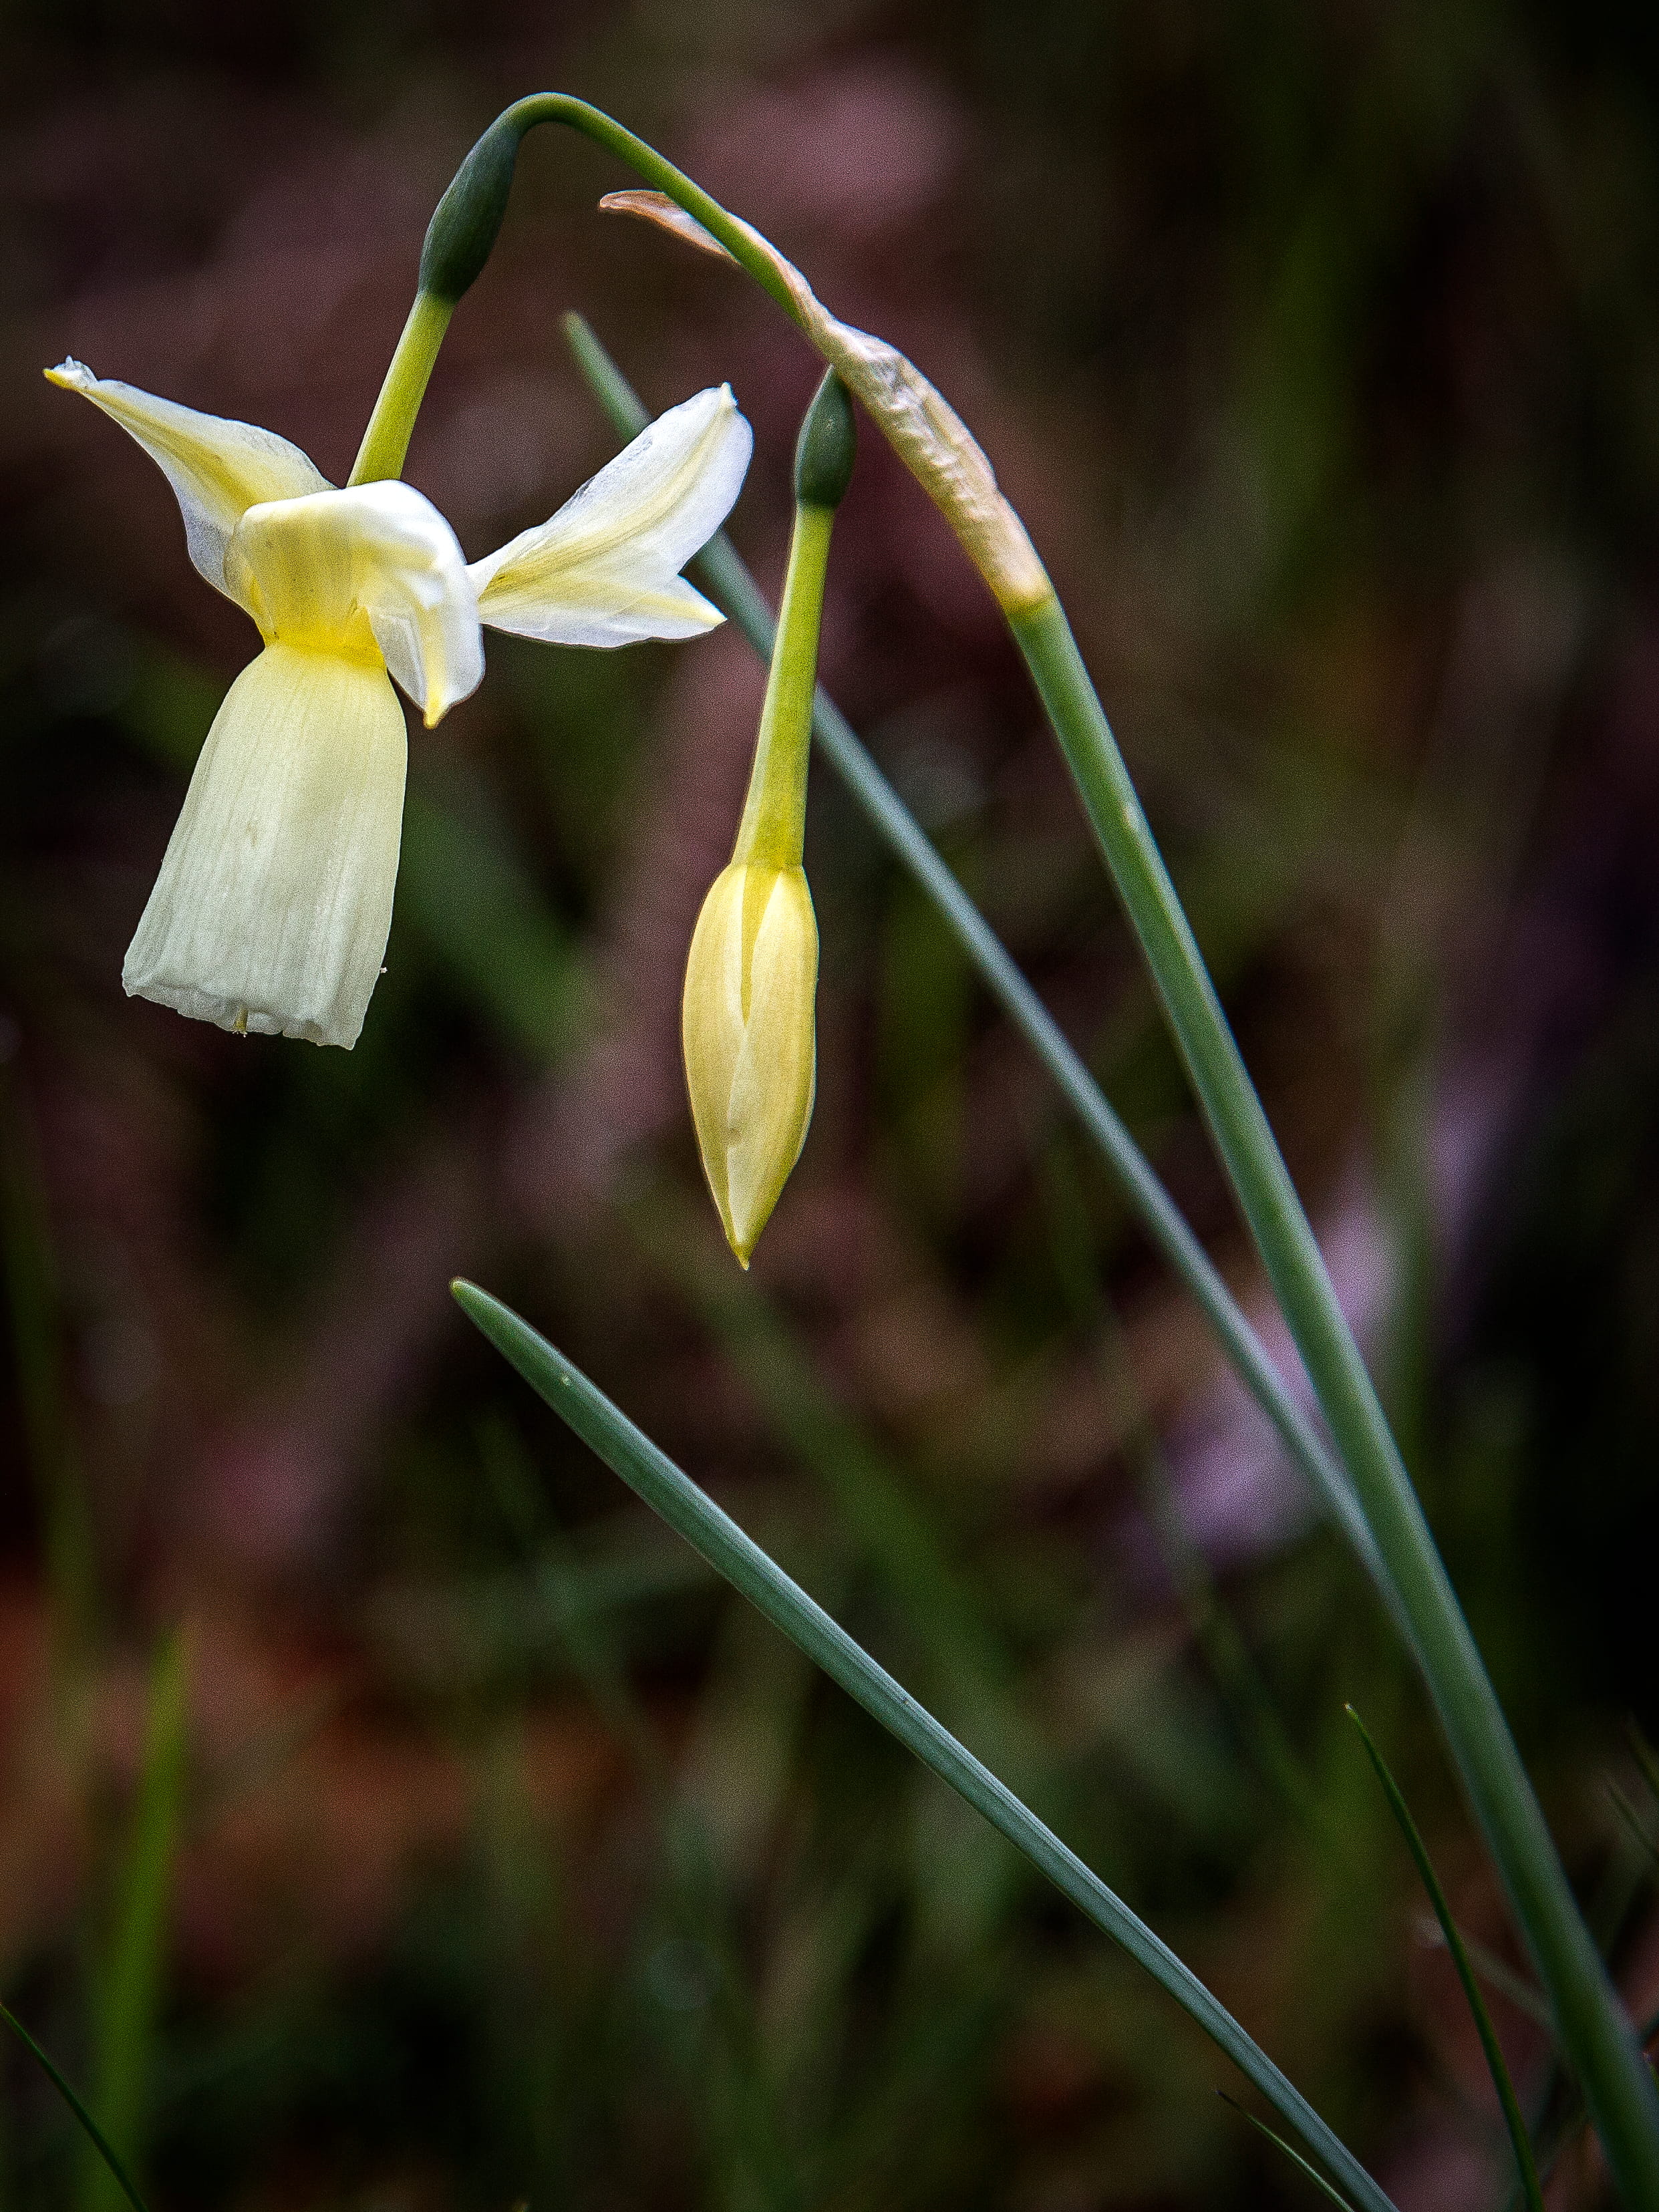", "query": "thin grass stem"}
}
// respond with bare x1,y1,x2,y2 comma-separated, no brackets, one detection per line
83,1630,188,2212
1347,1708,1545,2212
1009,593,1659,2207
